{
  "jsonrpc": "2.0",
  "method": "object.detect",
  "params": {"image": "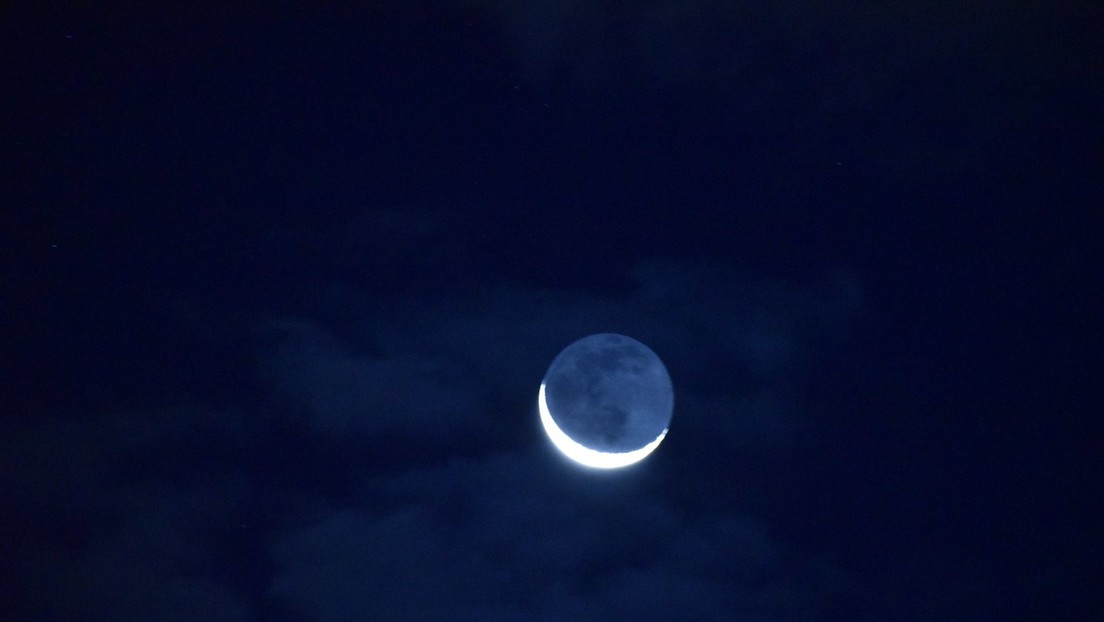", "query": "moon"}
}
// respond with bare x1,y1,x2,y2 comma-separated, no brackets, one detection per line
538,333,674,469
